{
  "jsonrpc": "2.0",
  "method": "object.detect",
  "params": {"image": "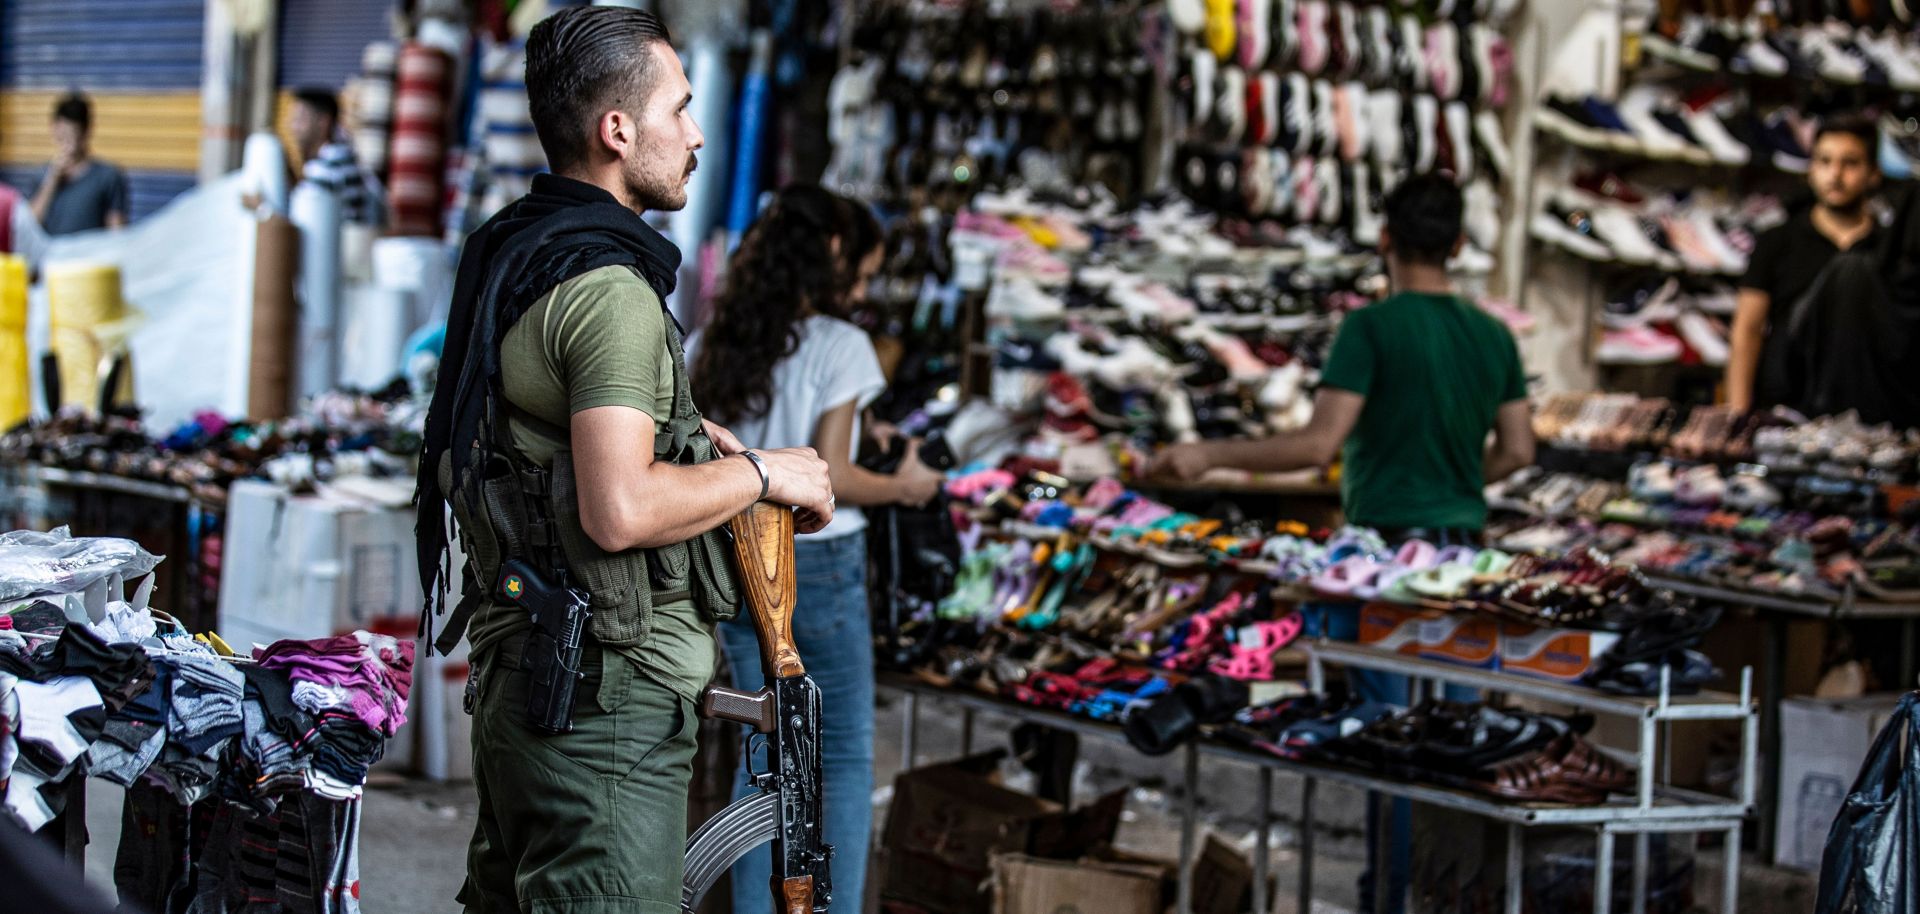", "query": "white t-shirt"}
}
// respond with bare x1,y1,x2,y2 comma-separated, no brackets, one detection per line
695,315,888,540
